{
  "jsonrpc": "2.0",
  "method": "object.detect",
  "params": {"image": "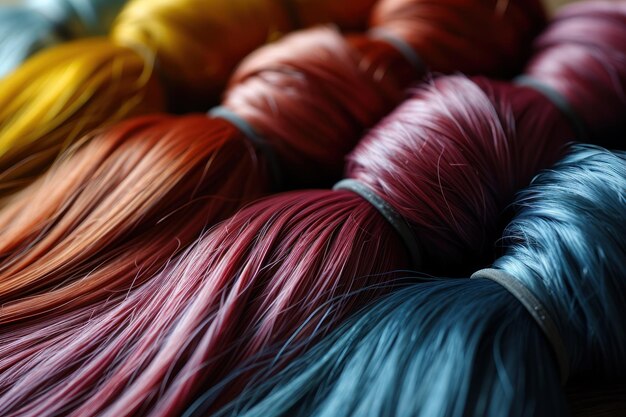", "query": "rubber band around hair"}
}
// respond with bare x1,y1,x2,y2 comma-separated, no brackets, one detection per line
334,179,423,268
515,75,587,140
209,106,282,188
471,268,570,384
368,28,425,74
